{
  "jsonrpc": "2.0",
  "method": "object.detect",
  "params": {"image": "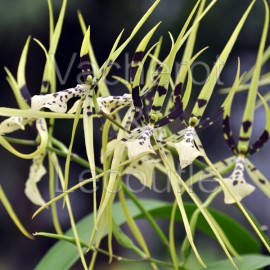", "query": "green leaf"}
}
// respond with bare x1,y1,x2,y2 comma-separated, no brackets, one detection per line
157,203,260,254
35,199,164,270
197,254,270,270
35,200,260,270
